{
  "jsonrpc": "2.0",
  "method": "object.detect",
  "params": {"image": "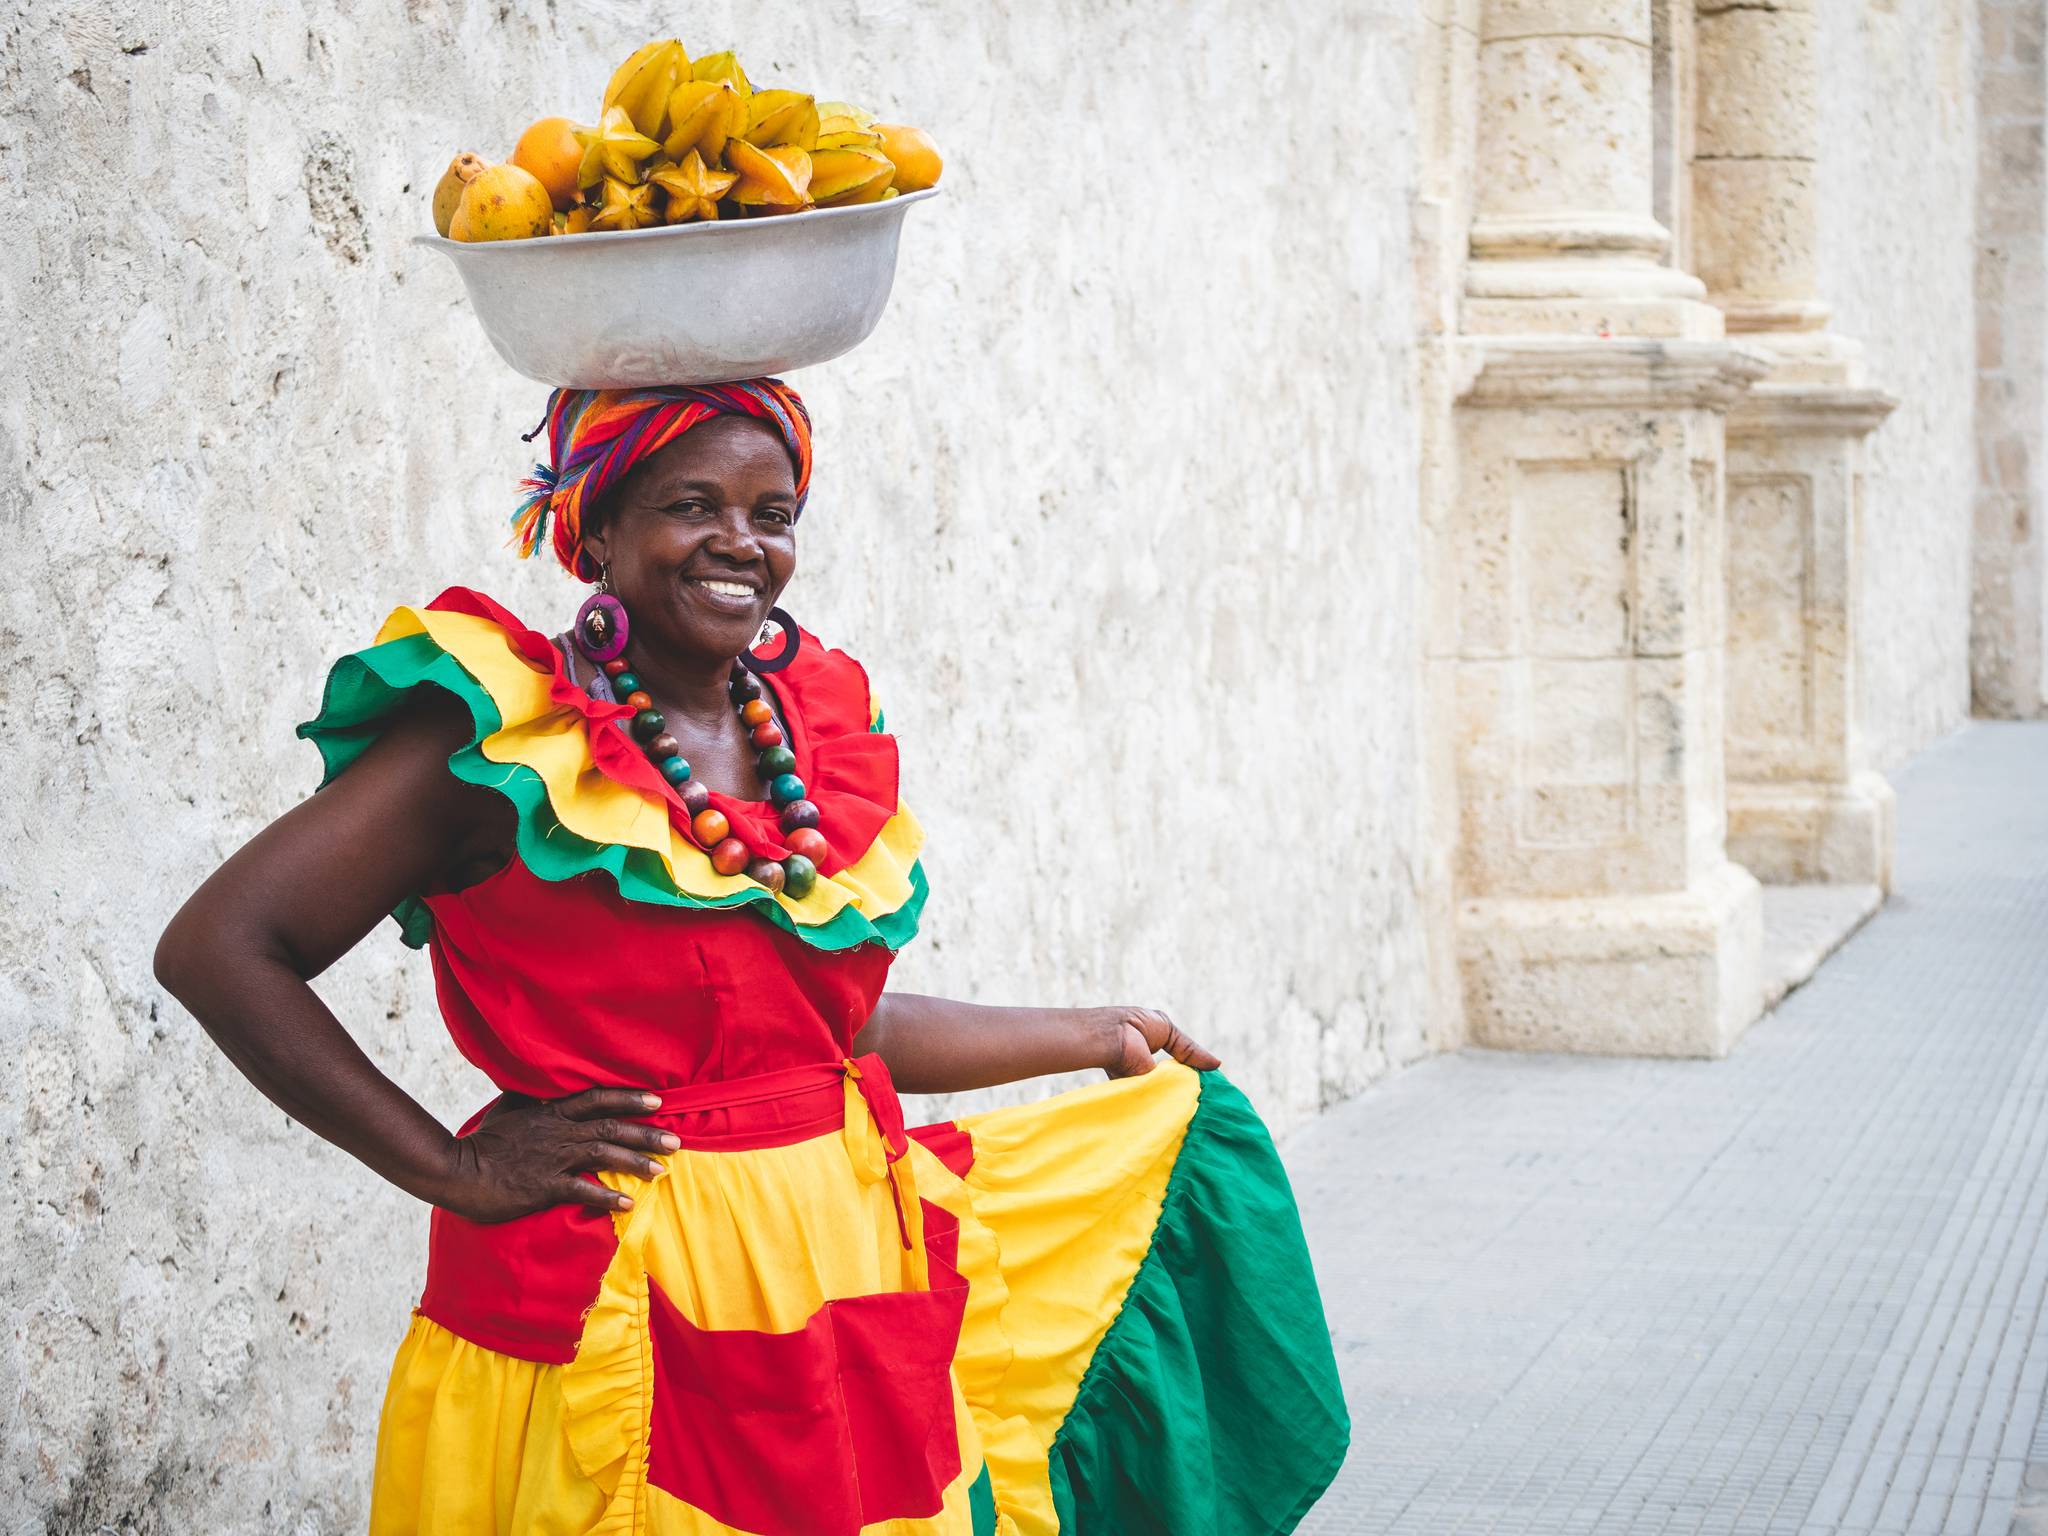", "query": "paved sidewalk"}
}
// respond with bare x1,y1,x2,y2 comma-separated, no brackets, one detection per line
1289,722,2048,1536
